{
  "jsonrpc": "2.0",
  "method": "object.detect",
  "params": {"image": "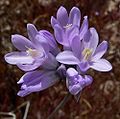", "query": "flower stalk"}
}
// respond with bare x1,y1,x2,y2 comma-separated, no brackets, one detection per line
47,92,71,119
